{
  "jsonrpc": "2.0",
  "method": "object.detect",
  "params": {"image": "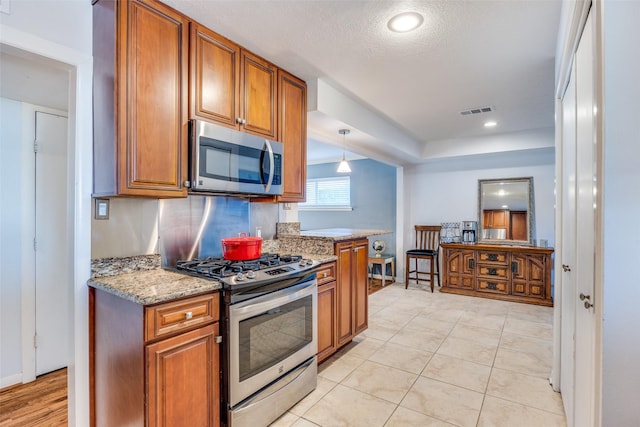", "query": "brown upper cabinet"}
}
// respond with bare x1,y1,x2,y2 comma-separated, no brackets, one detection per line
94,0,306,199
93,0,189,198
190,23,277,139
278,70,307,202
483,209,510,229
190,23,240,129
